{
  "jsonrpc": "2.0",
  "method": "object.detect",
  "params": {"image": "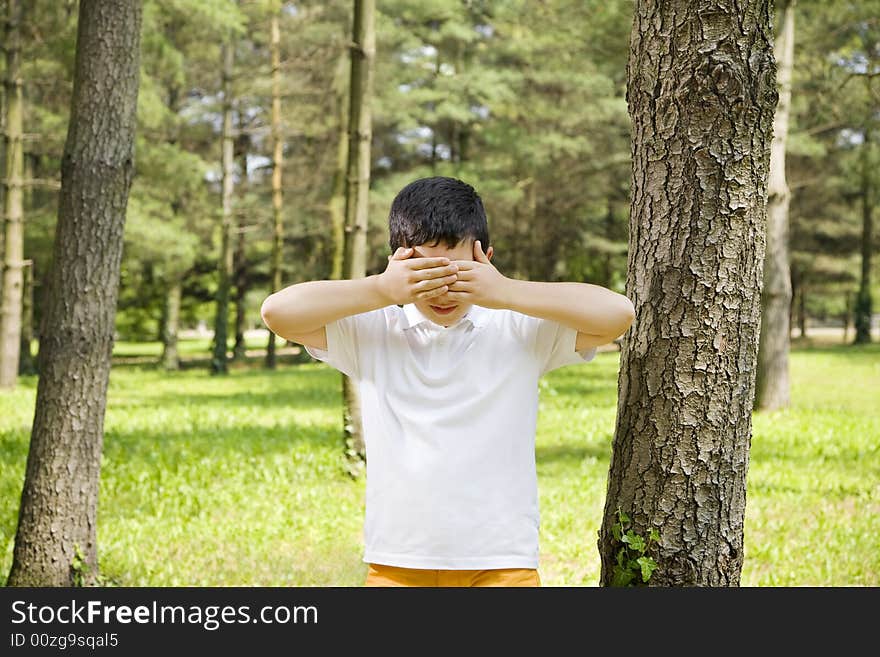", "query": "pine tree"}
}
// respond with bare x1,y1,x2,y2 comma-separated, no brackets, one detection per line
8,0,143,586
597,0,778,586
